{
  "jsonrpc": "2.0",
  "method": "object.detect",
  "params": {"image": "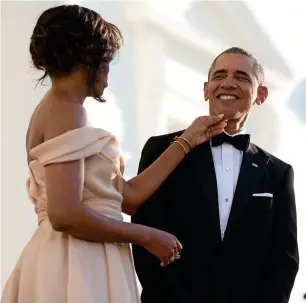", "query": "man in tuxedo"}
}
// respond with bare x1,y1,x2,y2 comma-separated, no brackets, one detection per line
131,47,299,303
